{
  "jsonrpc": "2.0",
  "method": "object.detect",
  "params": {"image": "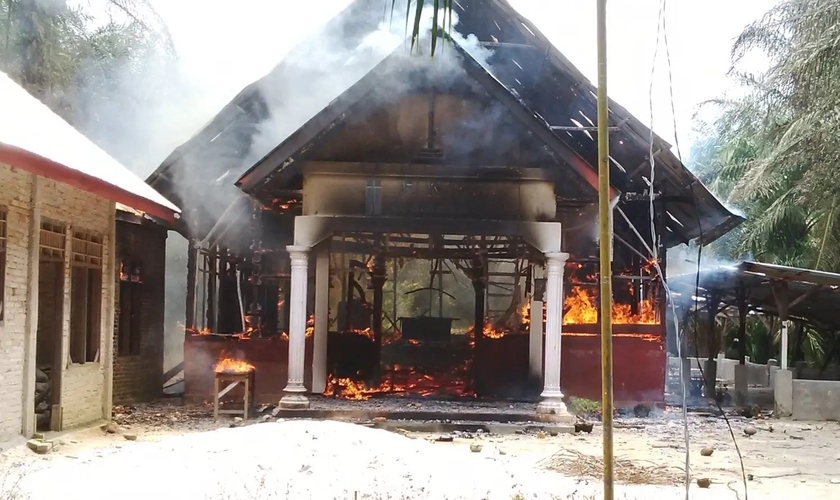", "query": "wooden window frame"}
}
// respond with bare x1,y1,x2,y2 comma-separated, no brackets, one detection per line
117,259,143,357
68,229,103,365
